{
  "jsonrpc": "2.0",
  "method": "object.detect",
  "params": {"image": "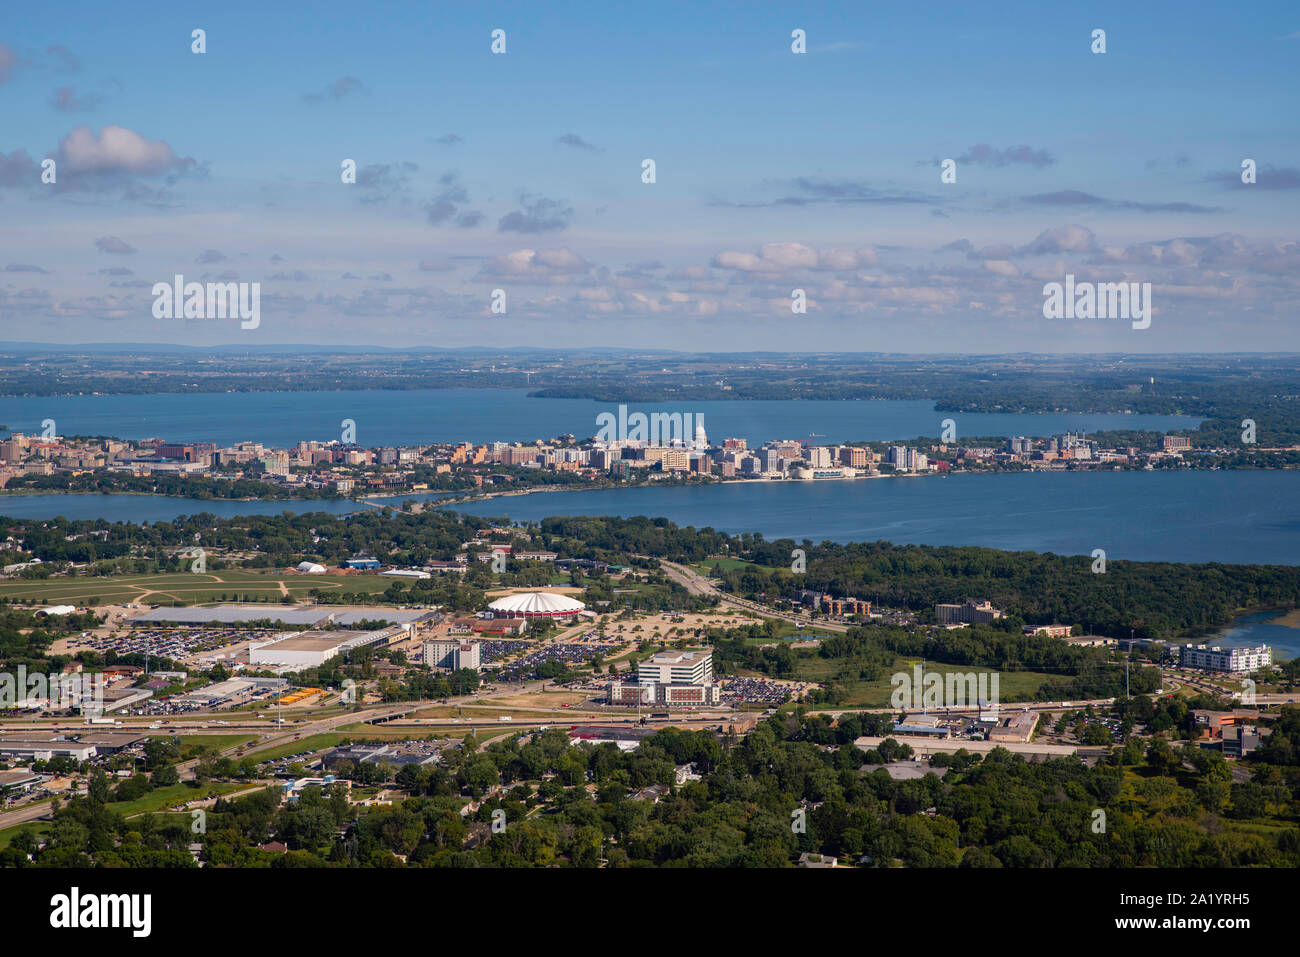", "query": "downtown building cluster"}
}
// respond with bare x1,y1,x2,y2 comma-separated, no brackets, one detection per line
0,421,1278,496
